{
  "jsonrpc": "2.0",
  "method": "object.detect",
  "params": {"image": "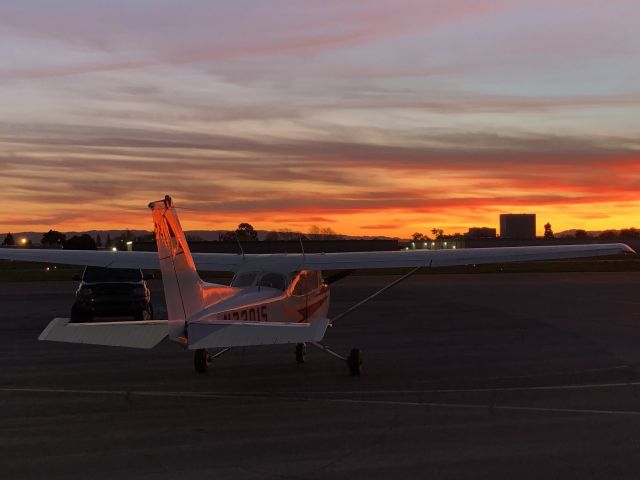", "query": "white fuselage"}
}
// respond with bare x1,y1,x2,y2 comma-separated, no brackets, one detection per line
183,269,330,337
